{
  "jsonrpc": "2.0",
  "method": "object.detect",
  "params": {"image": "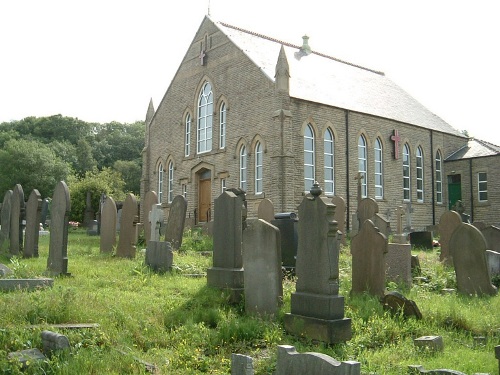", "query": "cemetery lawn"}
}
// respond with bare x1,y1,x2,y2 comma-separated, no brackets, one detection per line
0,230,498,374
